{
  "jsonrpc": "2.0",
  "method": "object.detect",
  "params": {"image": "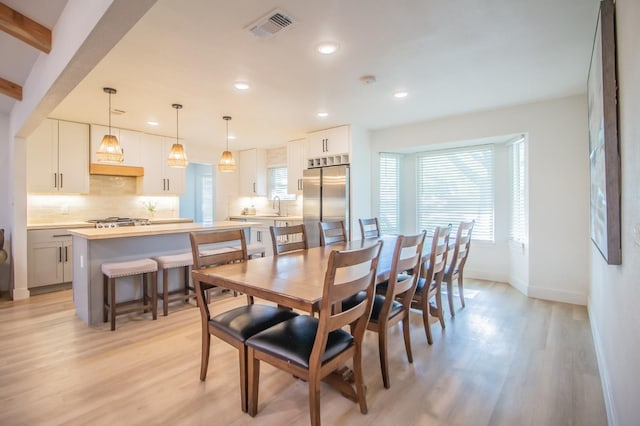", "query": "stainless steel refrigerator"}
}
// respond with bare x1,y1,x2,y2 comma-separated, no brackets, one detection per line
303,165,350,248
